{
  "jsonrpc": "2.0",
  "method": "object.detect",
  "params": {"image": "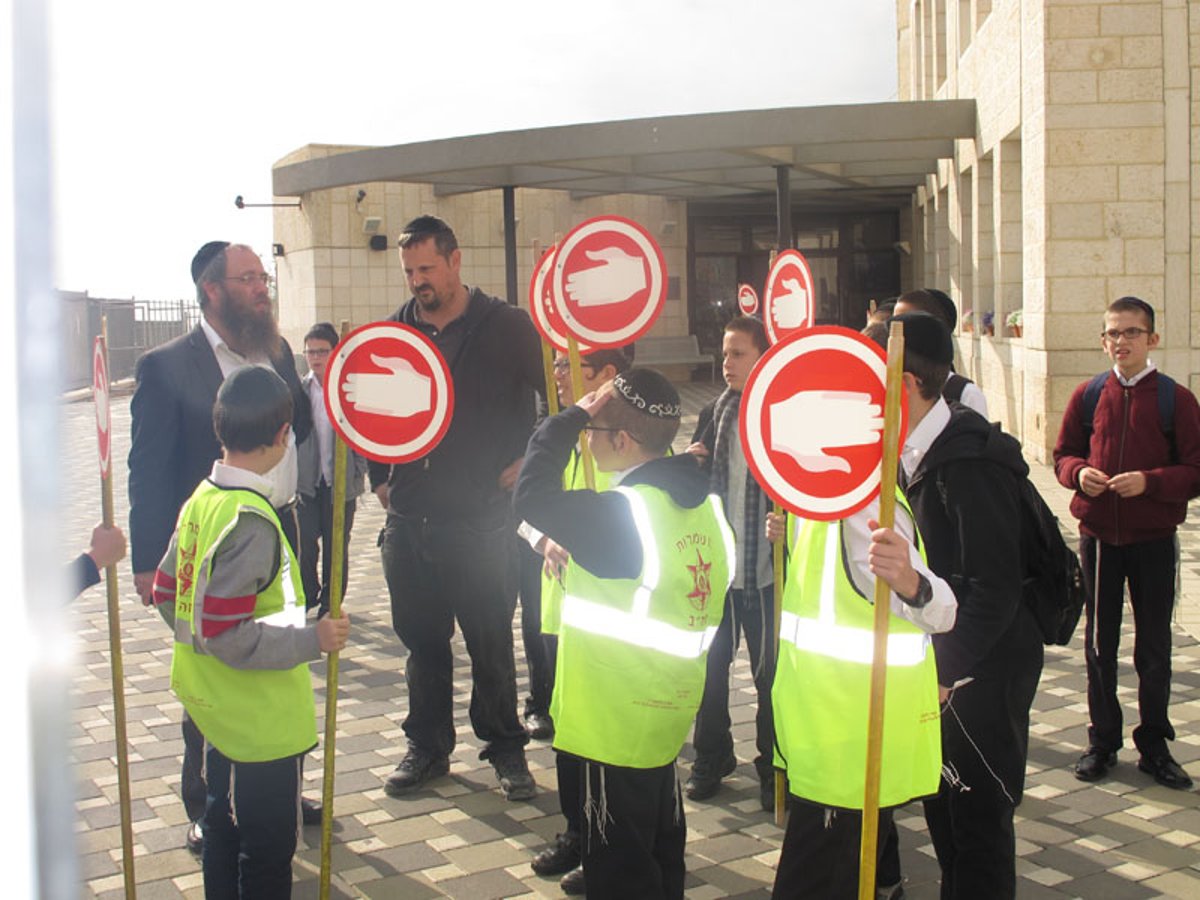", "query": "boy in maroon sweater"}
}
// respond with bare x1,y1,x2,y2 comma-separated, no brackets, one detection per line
1054,296,1200,789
